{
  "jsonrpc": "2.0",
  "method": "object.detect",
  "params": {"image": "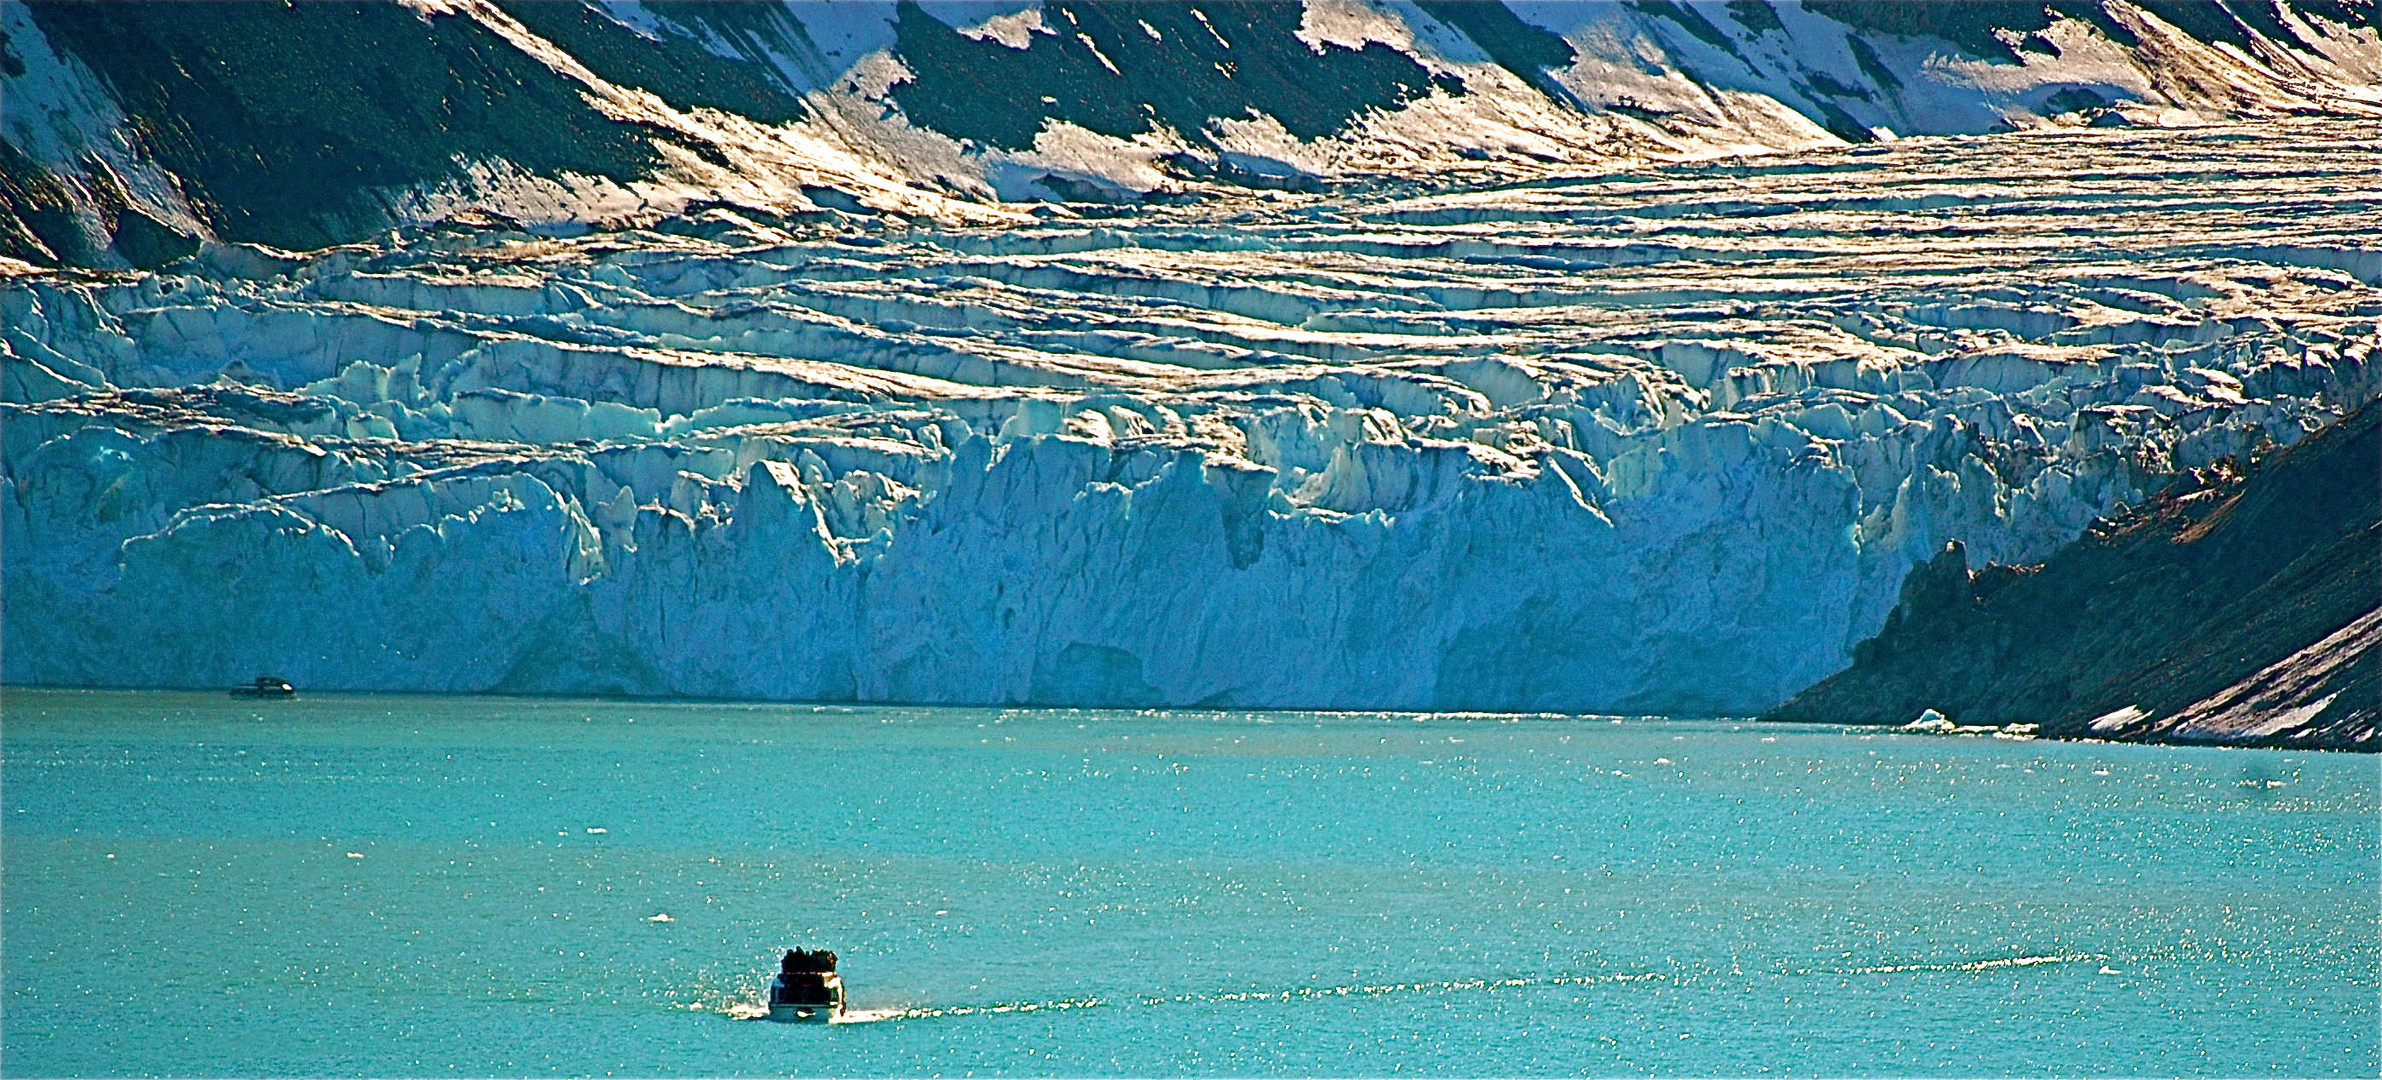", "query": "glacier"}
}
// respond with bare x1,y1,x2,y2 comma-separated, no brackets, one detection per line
3,2,2379,712
8,119,2378,711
